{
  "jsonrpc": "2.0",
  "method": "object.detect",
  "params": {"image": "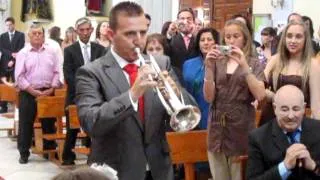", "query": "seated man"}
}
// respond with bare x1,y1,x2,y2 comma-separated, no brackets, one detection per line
247,85,320,179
